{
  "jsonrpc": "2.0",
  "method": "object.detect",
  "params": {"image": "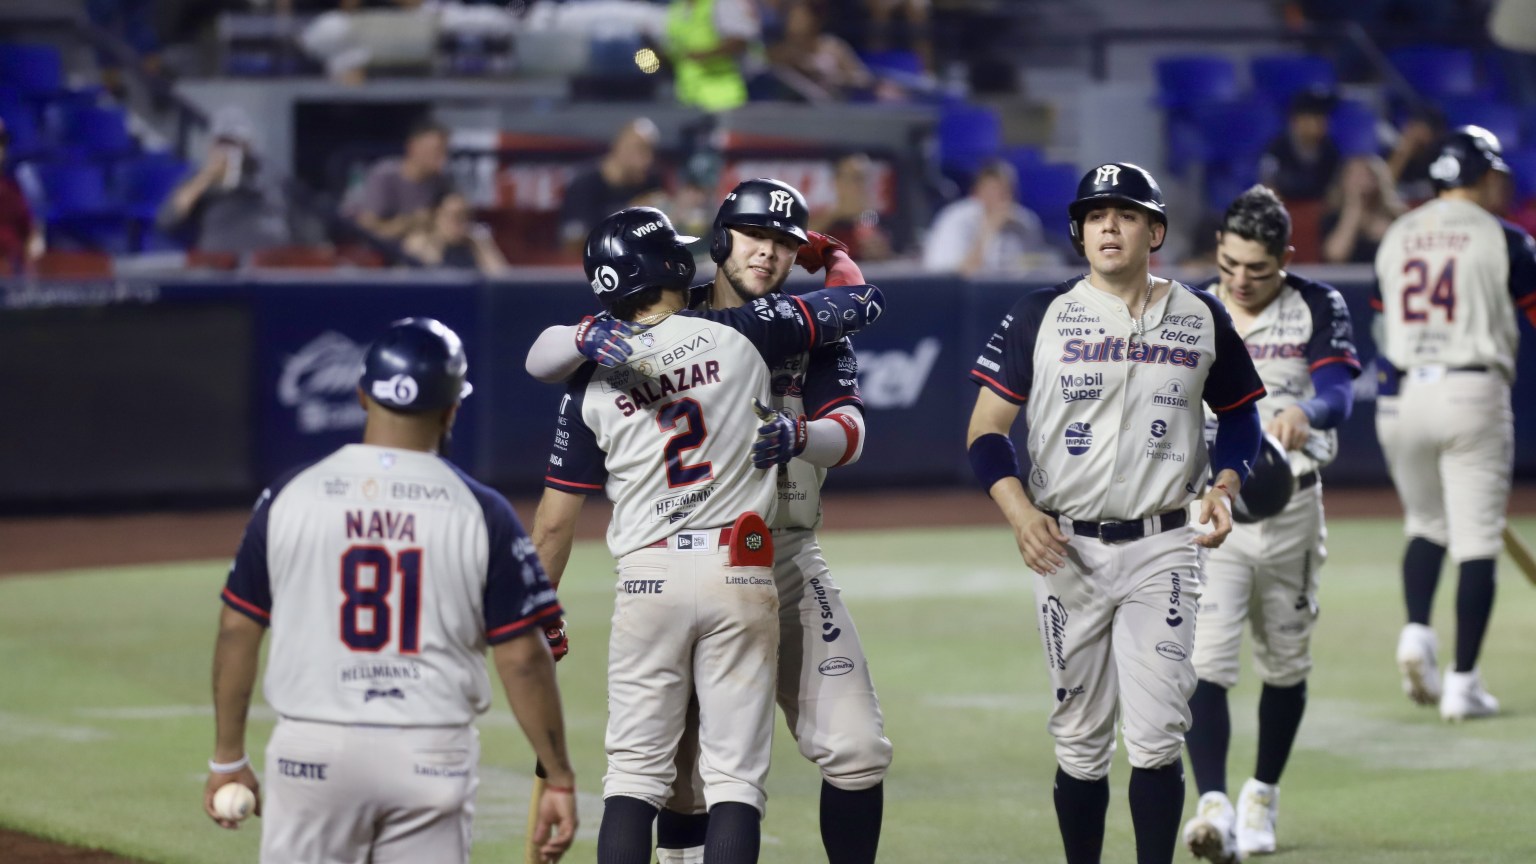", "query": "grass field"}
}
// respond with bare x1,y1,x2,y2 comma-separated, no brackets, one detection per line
3,517,1536,863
